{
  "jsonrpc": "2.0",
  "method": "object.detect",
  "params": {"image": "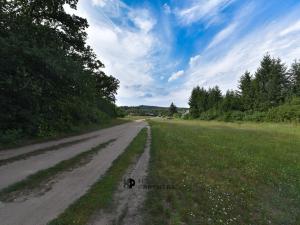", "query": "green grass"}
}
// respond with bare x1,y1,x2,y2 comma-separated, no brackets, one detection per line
125,115,154,120
47,127,148,225
0,140,115,202
0,118,130,150
144,119,300,225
